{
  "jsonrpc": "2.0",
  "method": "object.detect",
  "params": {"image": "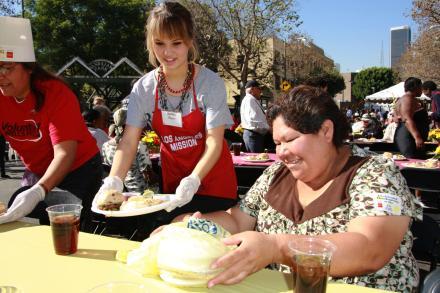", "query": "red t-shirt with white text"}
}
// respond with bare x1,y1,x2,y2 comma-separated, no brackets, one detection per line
0,79,98,176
